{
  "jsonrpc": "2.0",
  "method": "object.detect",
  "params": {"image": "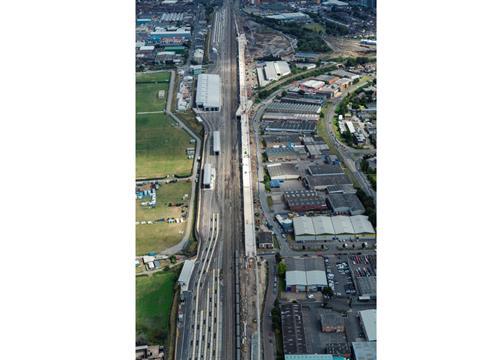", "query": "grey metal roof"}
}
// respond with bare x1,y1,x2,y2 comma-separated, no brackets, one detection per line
266,163,301,179
327,193,365,214
262,112,318,121
263,134,302,147
331,215,355,234
352,342,376,360
266,102,321,114
263,120,317,134
305,174,352,189
307,164,344,176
